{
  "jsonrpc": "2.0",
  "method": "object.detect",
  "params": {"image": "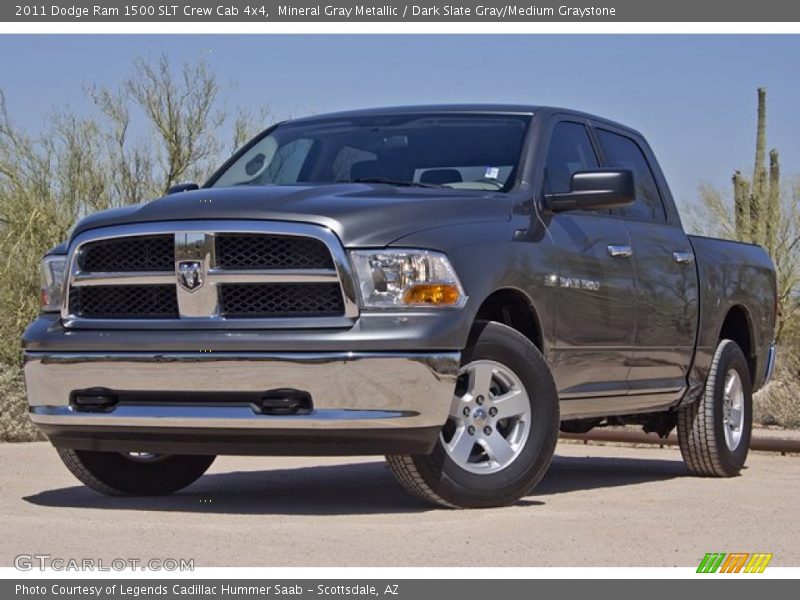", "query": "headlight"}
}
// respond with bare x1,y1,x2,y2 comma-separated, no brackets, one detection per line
349,249,466,308
40,255,66,312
